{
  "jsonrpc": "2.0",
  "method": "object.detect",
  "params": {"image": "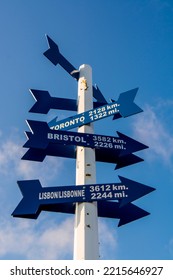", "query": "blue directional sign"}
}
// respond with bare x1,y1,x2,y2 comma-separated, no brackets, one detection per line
48,88,142,130
24,120,148,156
12,177,155,223
44,35,79,79
22,141,144,169
29,87,107,114
98,201,150,227
29,89,77,114
12,199,150,227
